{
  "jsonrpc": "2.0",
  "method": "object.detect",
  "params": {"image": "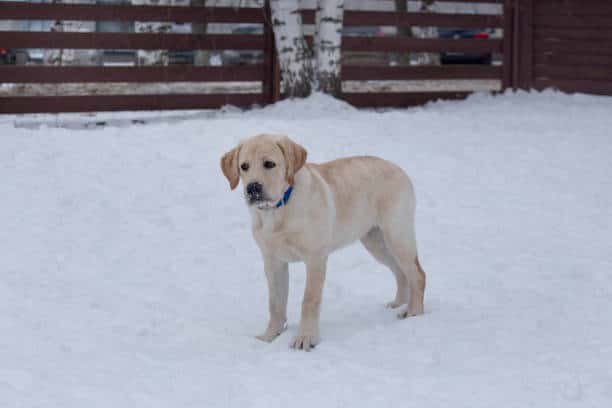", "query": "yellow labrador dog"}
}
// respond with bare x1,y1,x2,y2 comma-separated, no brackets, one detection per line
221,134,425,351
